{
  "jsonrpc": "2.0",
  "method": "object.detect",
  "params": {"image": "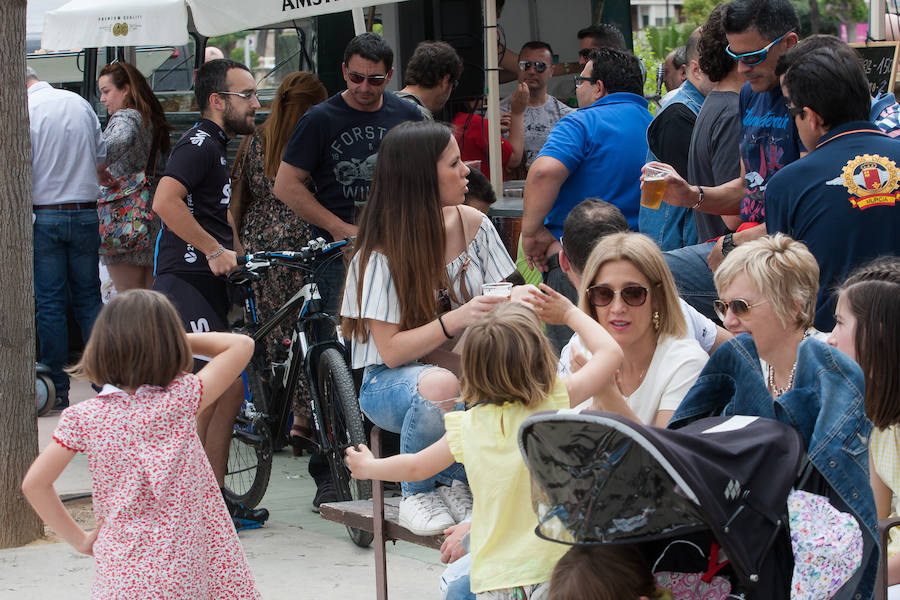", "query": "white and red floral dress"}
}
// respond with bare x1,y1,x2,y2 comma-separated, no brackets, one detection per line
53,373,261,599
